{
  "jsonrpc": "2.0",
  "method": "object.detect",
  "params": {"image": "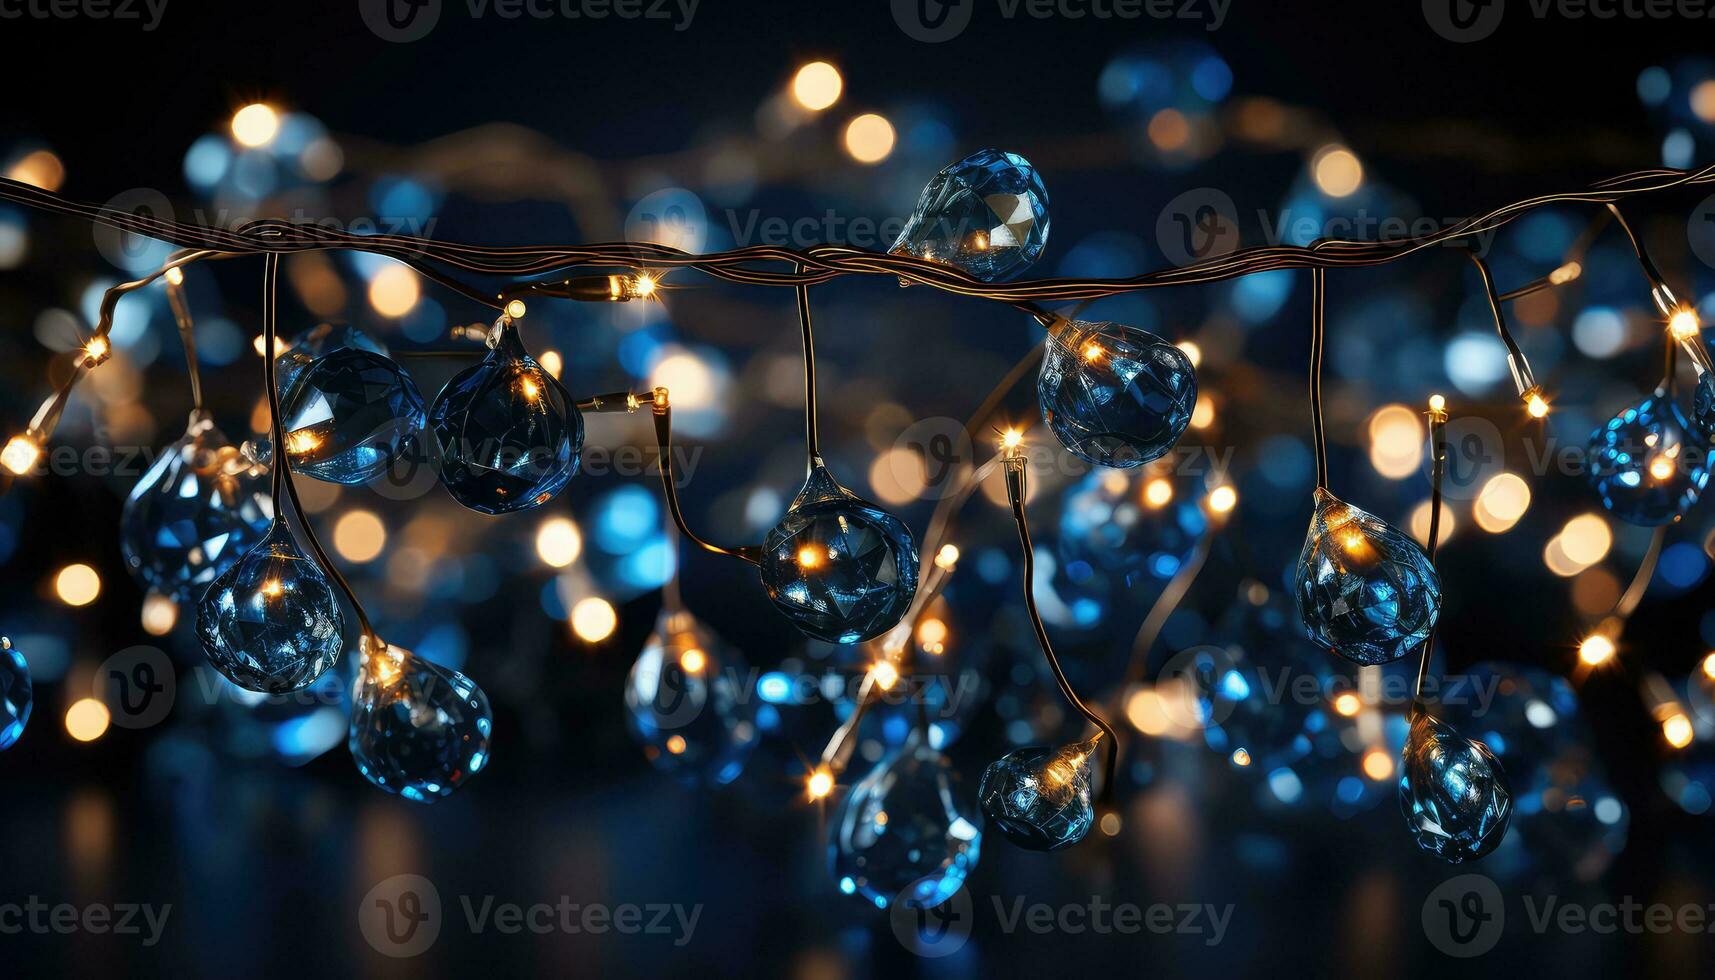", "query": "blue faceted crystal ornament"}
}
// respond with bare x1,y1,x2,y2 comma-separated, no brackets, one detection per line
1039,320,1198,469
1586,387,1712,526
831,731,982,910
977,737,1100,851
891,148,1049,282
195,519,345,694
1695,372,1715,445
349,638,493,803
0,637,31,750
429,318,582,514
759,463,919,644
276,324,426,485
120,412,272,600
1399,708,1513,862
1294,488,1441,666
625,608,758,785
